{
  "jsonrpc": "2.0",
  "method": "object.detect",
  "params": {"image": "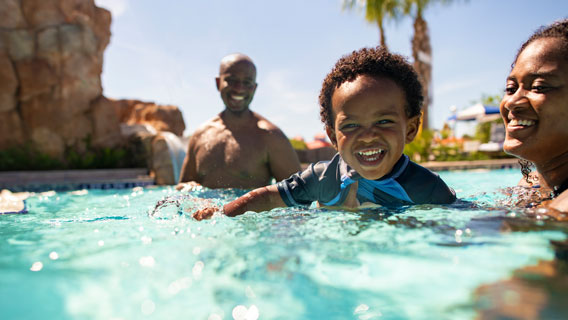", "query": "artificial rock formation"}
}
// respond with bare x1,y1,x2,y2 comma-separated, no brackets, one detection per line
0,0,112,156
0,0,187,186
